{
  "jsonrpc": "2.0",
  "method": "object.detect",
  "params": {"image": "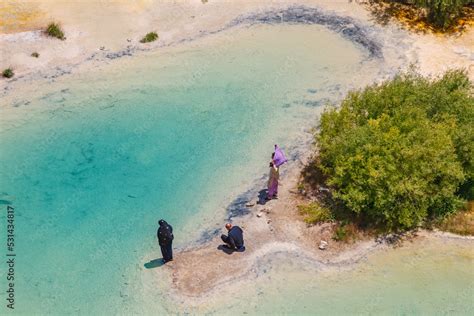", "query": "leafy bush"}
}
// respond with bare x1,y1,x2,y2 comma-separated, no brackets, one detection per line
2,68,14,78
317,70,473,230
140,32,158,43
415,0,470,30
298,202,333,224
31,52,39,58
45,22,65,40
